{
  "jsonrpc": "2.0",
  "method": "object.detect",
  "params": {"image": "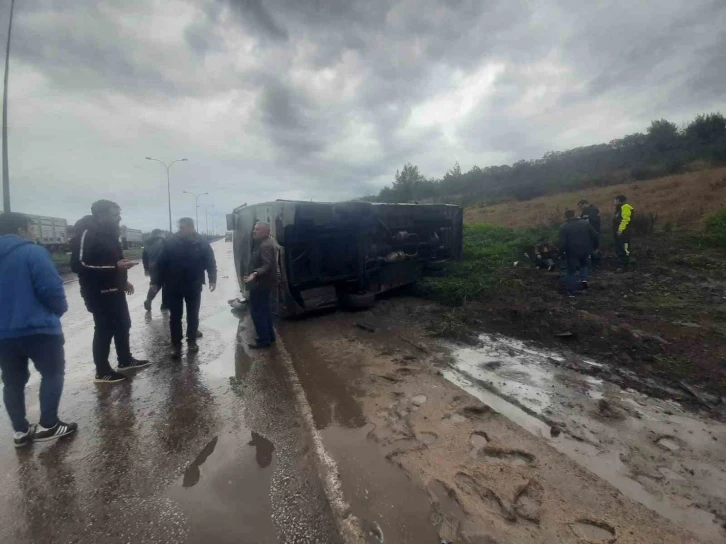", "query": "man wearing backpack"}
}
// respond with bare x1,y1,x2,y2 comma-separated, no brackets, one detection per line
70,200,151,383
